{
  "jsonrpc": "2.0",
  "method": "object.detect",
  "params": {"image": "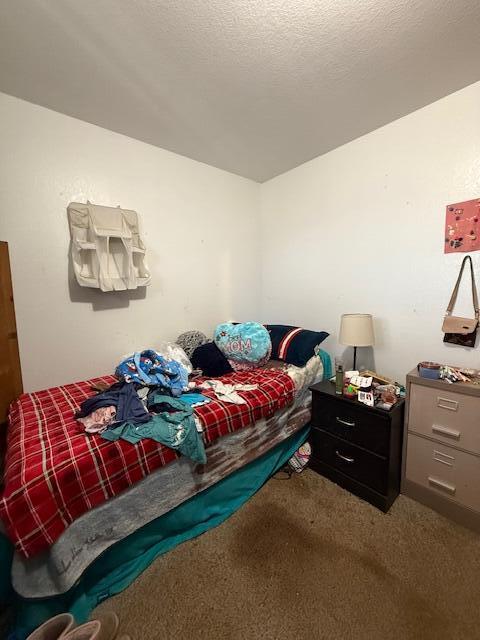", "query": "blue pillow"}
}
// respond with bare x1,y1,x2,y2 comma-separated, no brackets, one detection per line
265,325,329,367
214,322,271,371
